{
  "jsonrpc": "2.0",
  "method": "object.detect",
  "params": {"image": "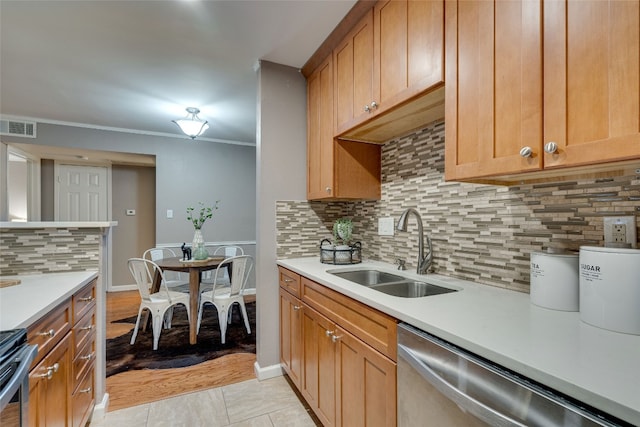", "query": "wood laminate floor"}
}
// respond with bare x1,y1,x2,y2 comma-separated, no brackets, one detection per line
105,290,257,412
